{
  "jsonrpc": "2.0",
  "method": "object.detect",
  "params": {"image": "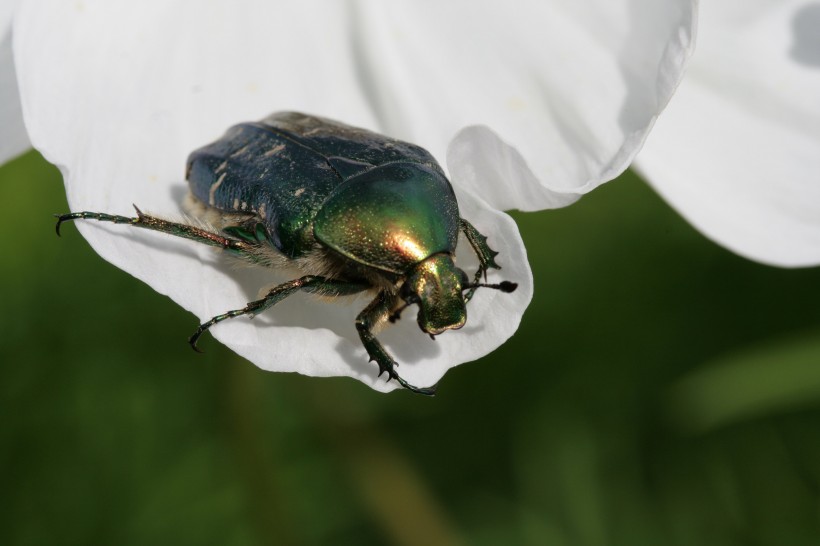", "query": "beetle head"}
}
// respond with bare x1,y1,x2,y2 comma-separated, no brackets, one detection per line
402,253,468,336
